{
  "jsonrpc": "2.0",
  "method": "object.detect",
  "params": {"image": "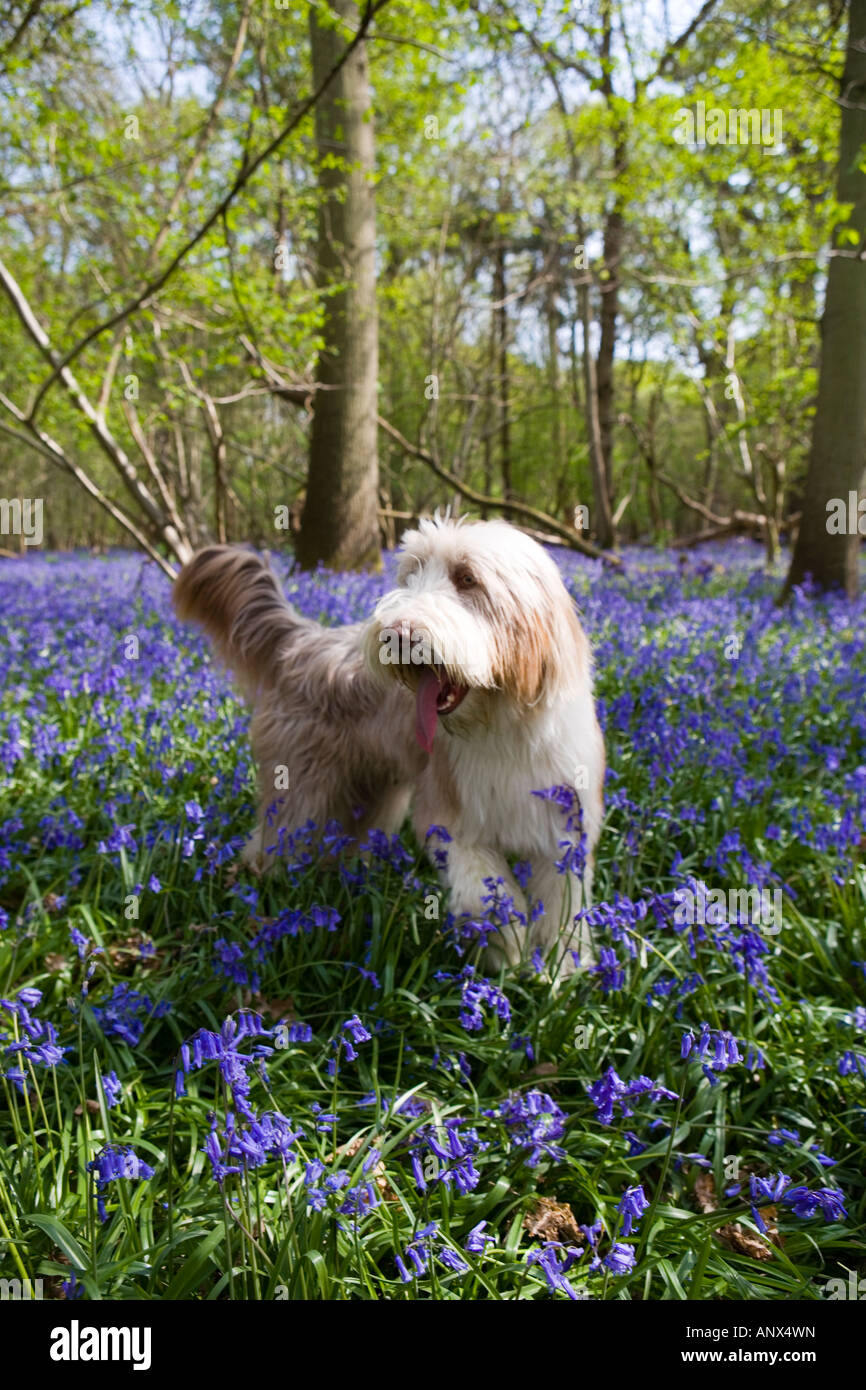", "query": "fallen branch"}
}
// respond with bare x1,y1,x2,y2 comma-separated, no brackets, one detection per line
239,337,617,562
669,513,801,549
376,416,620,564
